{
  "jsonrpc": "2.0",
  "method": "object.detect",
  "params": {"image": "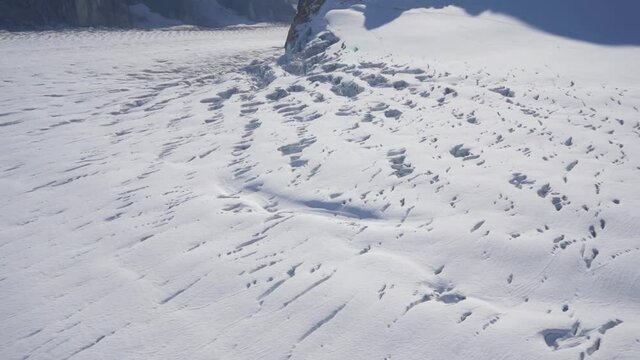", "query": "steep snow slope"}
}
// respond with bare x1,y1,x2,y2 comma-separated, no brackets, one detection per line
1,1,640,360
